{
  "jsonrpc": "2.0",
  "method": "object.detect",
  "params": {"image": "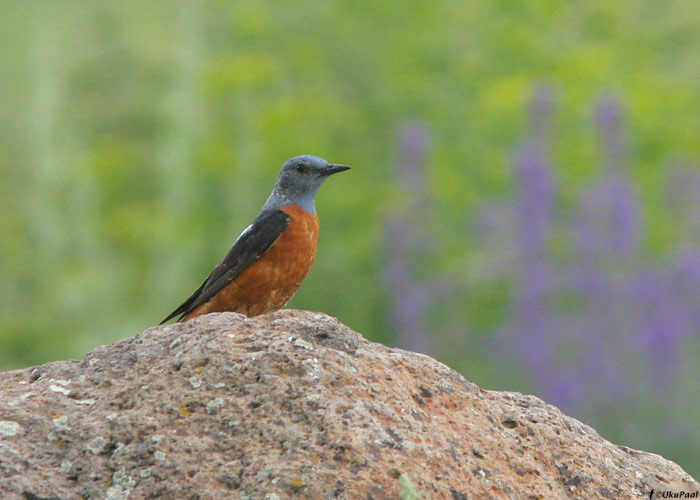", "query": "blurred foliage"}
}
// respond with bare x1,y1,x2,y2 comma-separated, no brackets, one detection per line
1,0,699,478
